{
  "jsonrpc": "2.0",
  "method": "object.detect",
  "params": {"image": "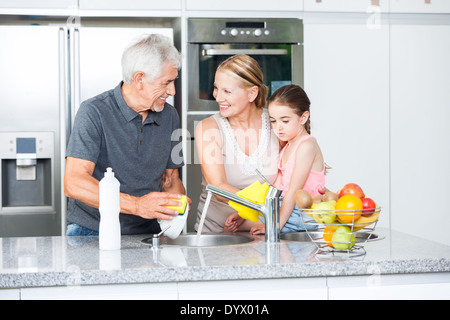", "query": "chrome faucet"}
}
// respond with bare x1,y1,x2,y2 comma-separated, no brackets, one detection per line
205,174,283,243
